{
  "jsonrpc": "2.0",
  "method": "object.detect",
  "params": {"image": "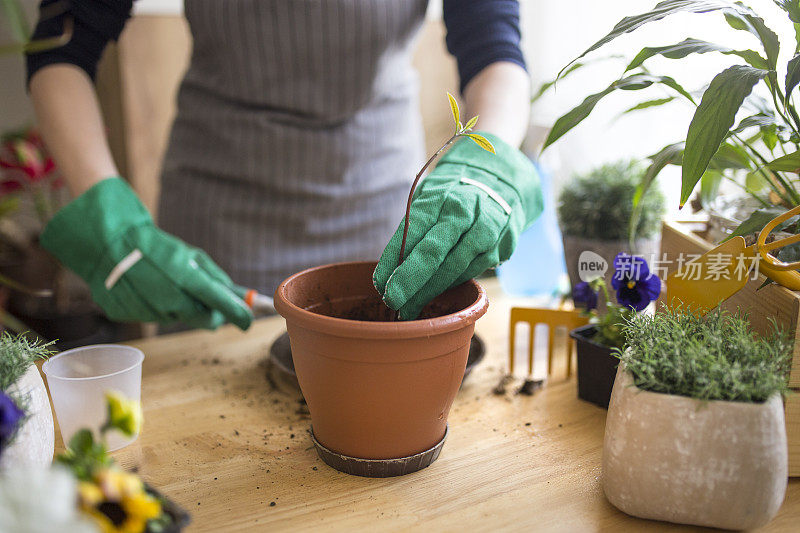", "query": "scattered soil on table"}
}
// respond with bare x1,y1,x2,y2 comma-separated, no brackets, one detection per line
517,378,545,396
493,374,514,395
